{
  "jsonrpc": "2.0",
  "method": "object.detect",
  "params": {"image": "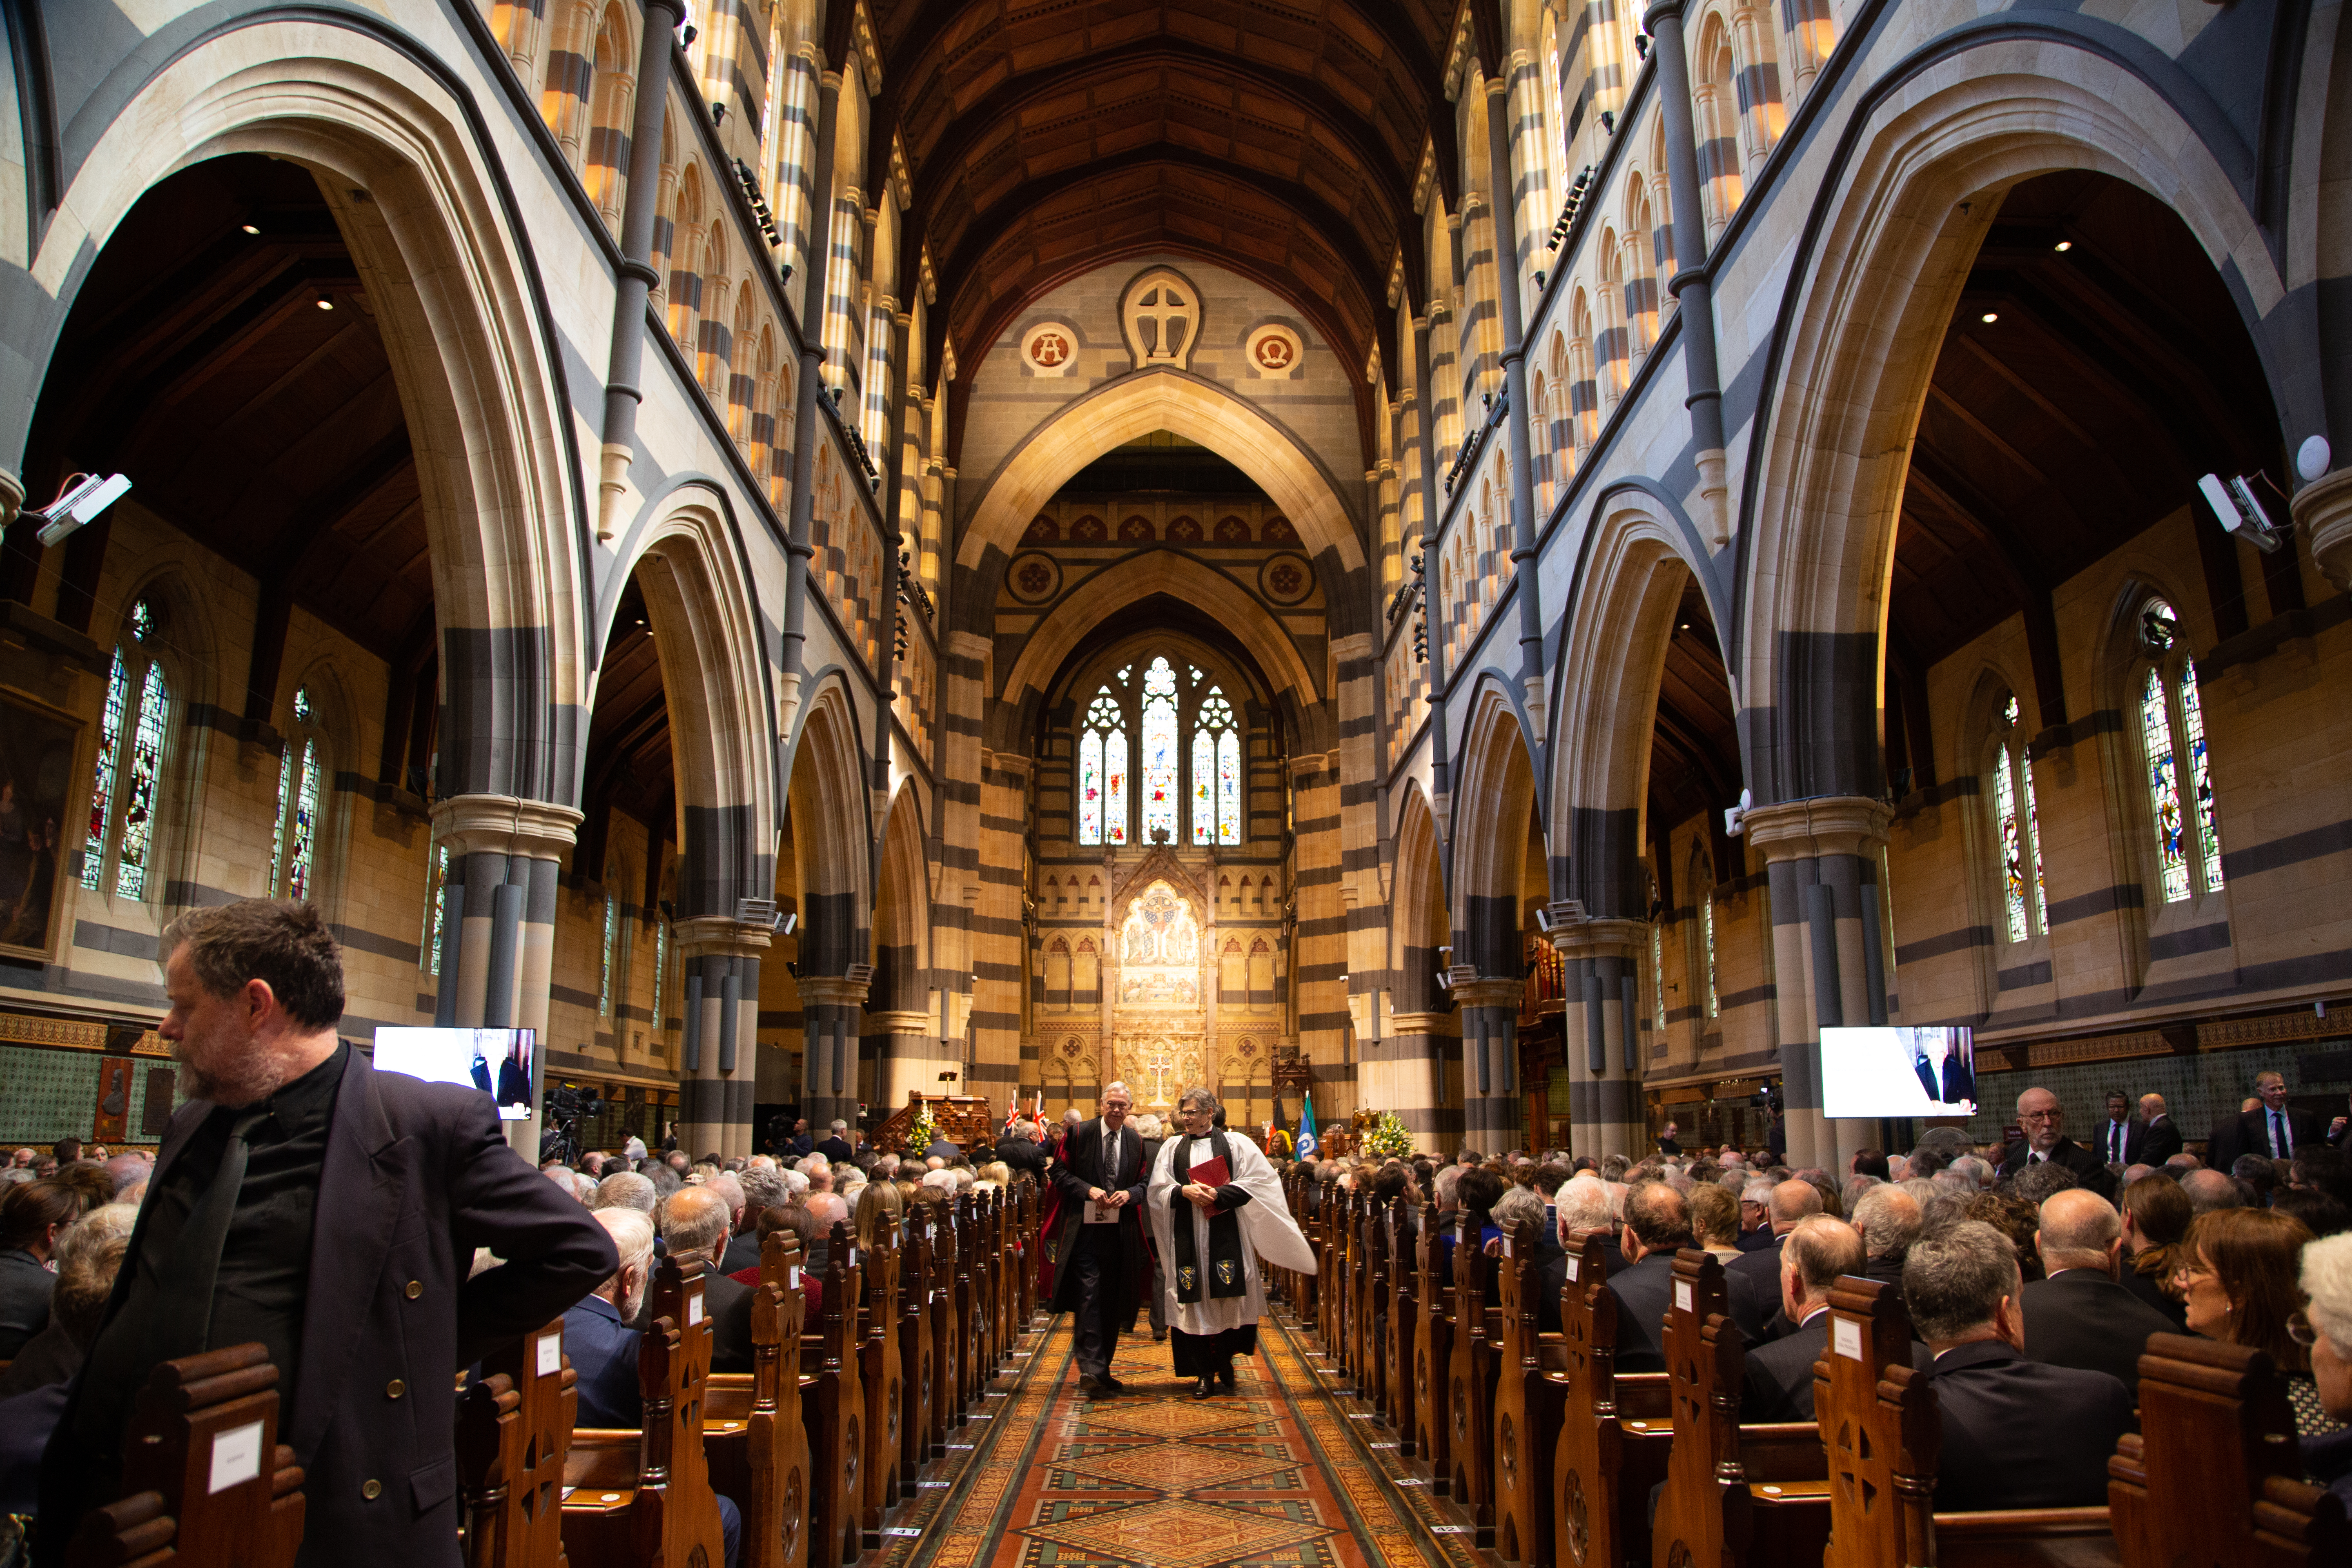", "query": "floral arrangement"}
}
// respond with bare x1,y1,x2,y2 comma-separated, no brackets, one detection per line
1361,1110,1415,1161
906,1102,942,1154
